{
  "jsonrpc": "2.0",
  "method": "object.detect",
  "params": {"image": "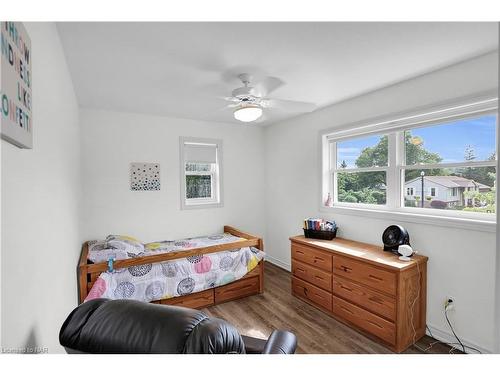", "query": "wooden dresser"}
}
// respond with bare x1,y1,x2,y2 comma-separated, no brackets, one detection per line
290,235,428,353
